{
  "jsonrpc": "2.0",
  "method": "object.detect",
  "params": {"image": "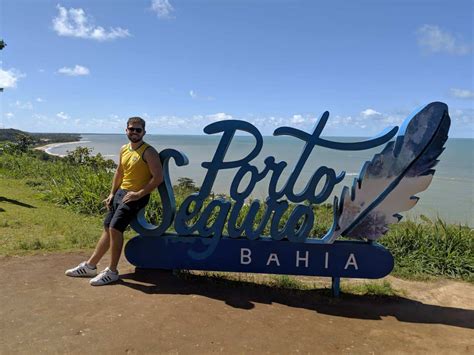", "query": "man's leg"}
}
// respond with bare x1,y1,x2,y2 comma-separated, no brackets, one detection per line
65,229,109,277
108,227,124,272
87,228,110,267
